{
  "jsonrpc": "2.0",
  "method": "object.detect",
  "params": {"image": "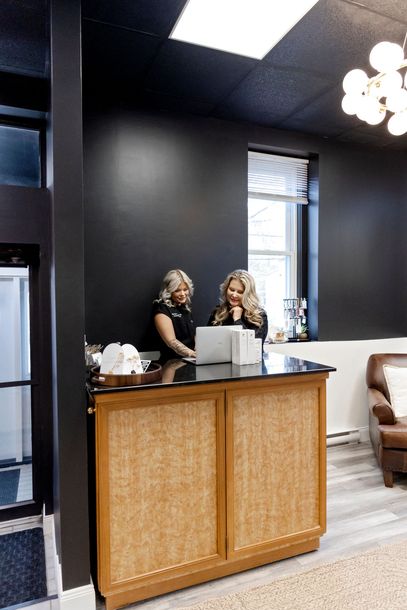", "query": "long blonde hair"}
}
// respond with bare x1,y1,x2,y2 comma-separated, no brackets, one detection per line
212,269,264,327
157,269,194,309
